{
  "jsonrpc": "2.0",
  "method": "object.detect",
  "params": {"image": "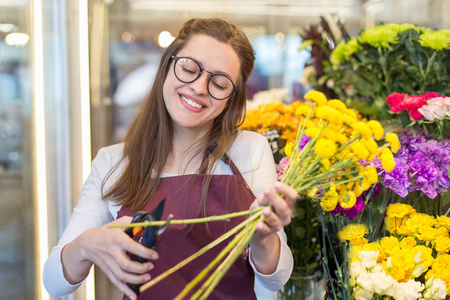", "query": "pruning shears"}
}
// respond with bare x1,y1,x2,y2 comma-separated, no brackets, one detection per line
125,198,173,296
